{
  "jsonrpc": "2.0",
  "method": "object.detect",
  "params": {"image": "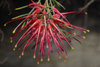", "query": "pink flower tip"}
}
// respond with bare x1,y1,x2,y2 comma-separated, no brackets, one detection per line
46,45,49,48
59,56,61,59
64,60,66,63
12,31,15,34
71,47,74,50
83,36,86,39
87,30,90,32
66,55,68,58
37,62,39,64
10,40,13,43
15,45,17,48
19,56,21,58
22,53,24,56
4,24,6,26
85,12,87,15
33,55,36,59
74,33,76,36
84,31,86,34
13,48,15,51
47,58,50,61
41,59,43,62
